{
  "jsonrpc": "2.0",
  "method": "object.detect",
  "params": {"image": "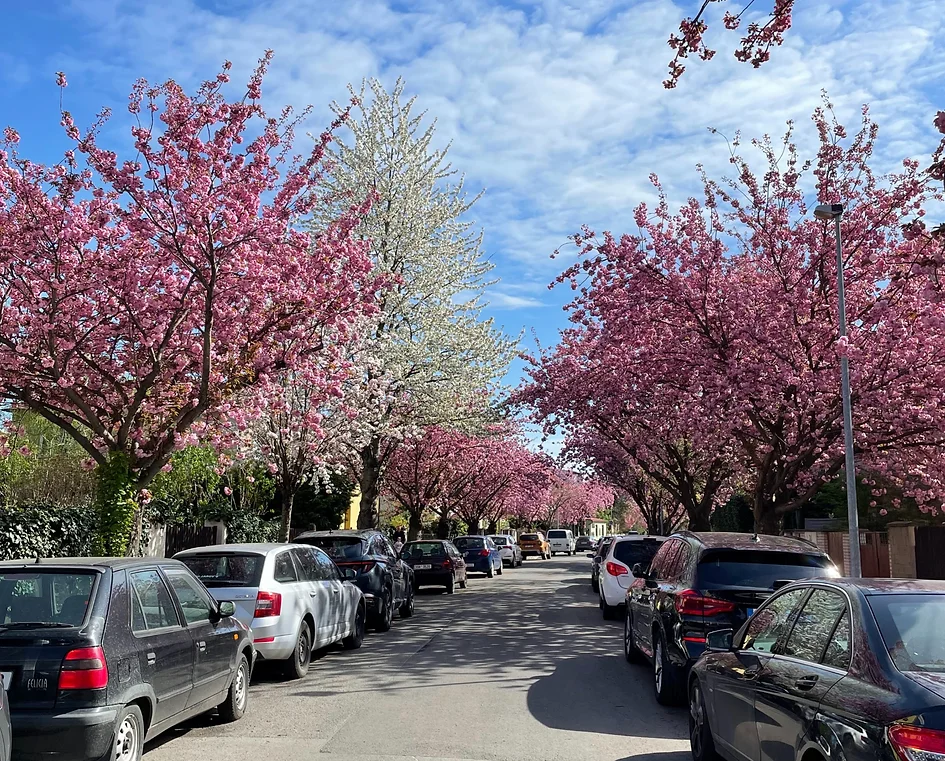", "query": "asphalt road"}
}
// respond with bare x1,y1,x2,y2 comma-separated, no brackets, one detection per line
144,554,690,761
